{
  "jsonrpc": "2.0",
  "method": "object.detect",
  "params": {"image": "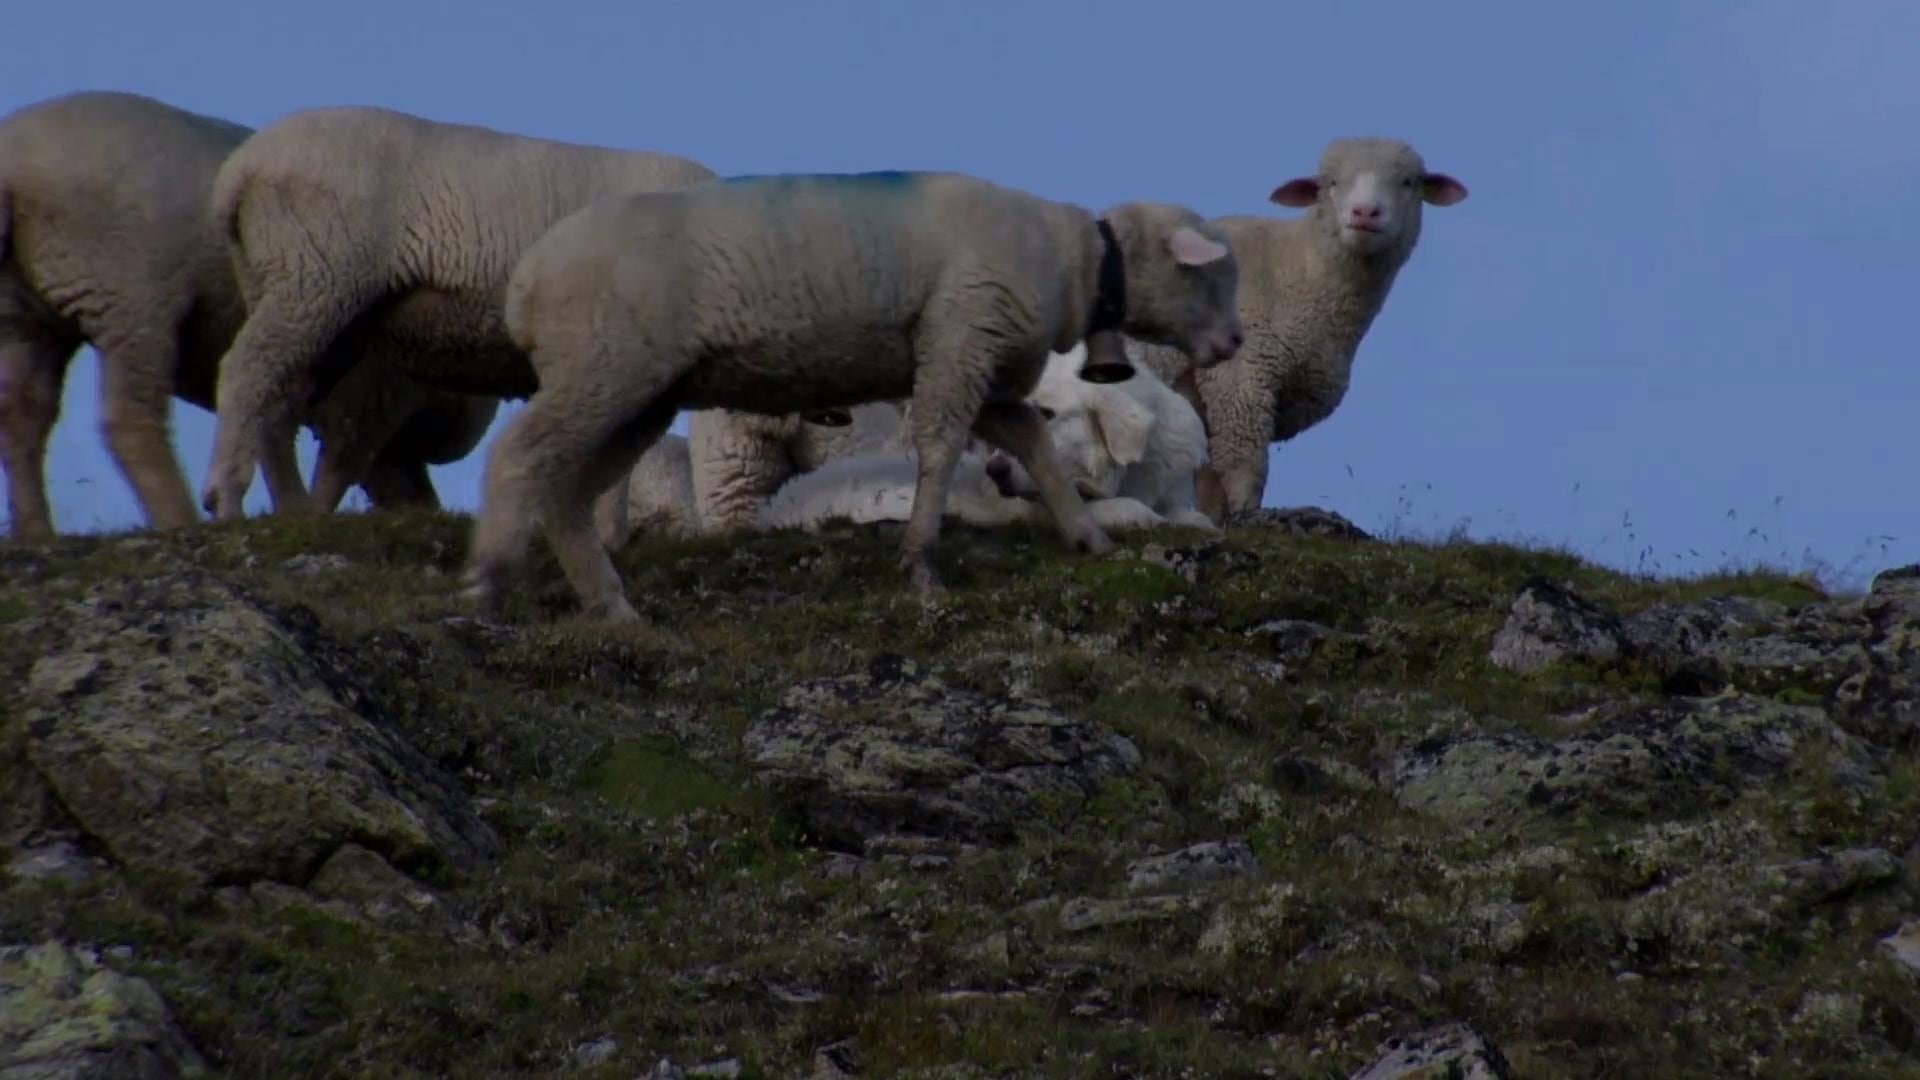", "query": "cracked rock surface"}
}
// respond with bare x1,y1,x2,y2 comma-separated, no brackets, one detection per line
9,572,496,889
